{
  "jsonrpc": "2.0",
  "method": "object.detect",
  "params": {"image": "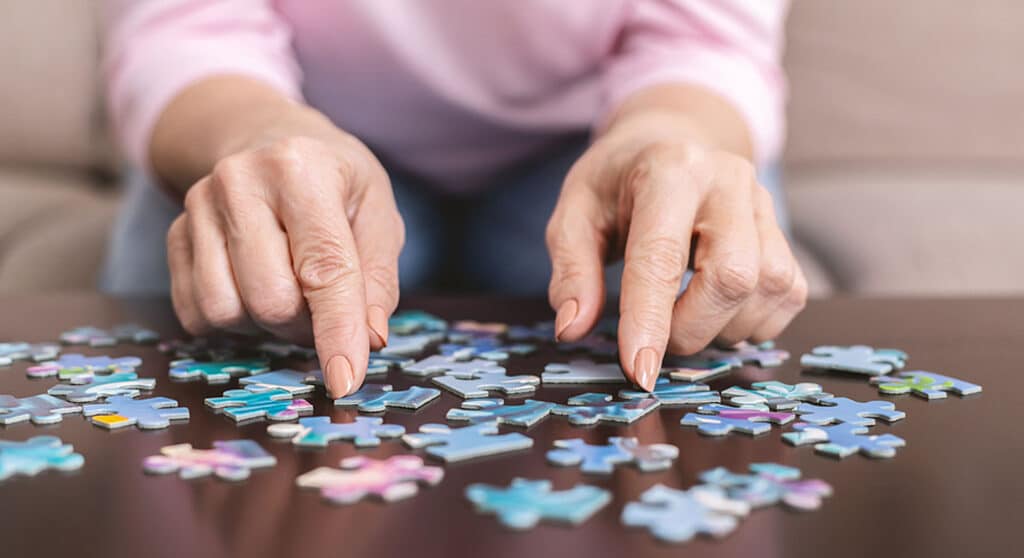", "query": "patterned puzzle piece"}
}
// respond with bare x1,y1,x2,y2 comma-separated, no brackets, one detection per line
801,345,907,375
552,393,661,425
556,333,618,356
547,437,678,474
466,478,611,530
665,341,789,381
267,416,405,447
169,358,270,383
143,440,276,481
699,463,833,510
507,321,555,342
783,422,906,459
257,341,318,360
388,310,447,335
432,368,539,399
681,404,794,436
0,394,81,425
26,353,142,380
0,436,84,480
205,388,313,422
446,398,556,427
297,455,443,504
368,352,414,375
439,337,536,361
542,359,630,384
47,371,156,402
619,378,720,406
794,396,905,426
239,369,317,395
61,324,158,346
622,484,750,543
402,421,533,462
82,395,190,430
380,332,445,357
0,342,60,366
871,370,982,400
722,381,832,410
448,320,508,341
334,384,440,413
402,355,505,377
